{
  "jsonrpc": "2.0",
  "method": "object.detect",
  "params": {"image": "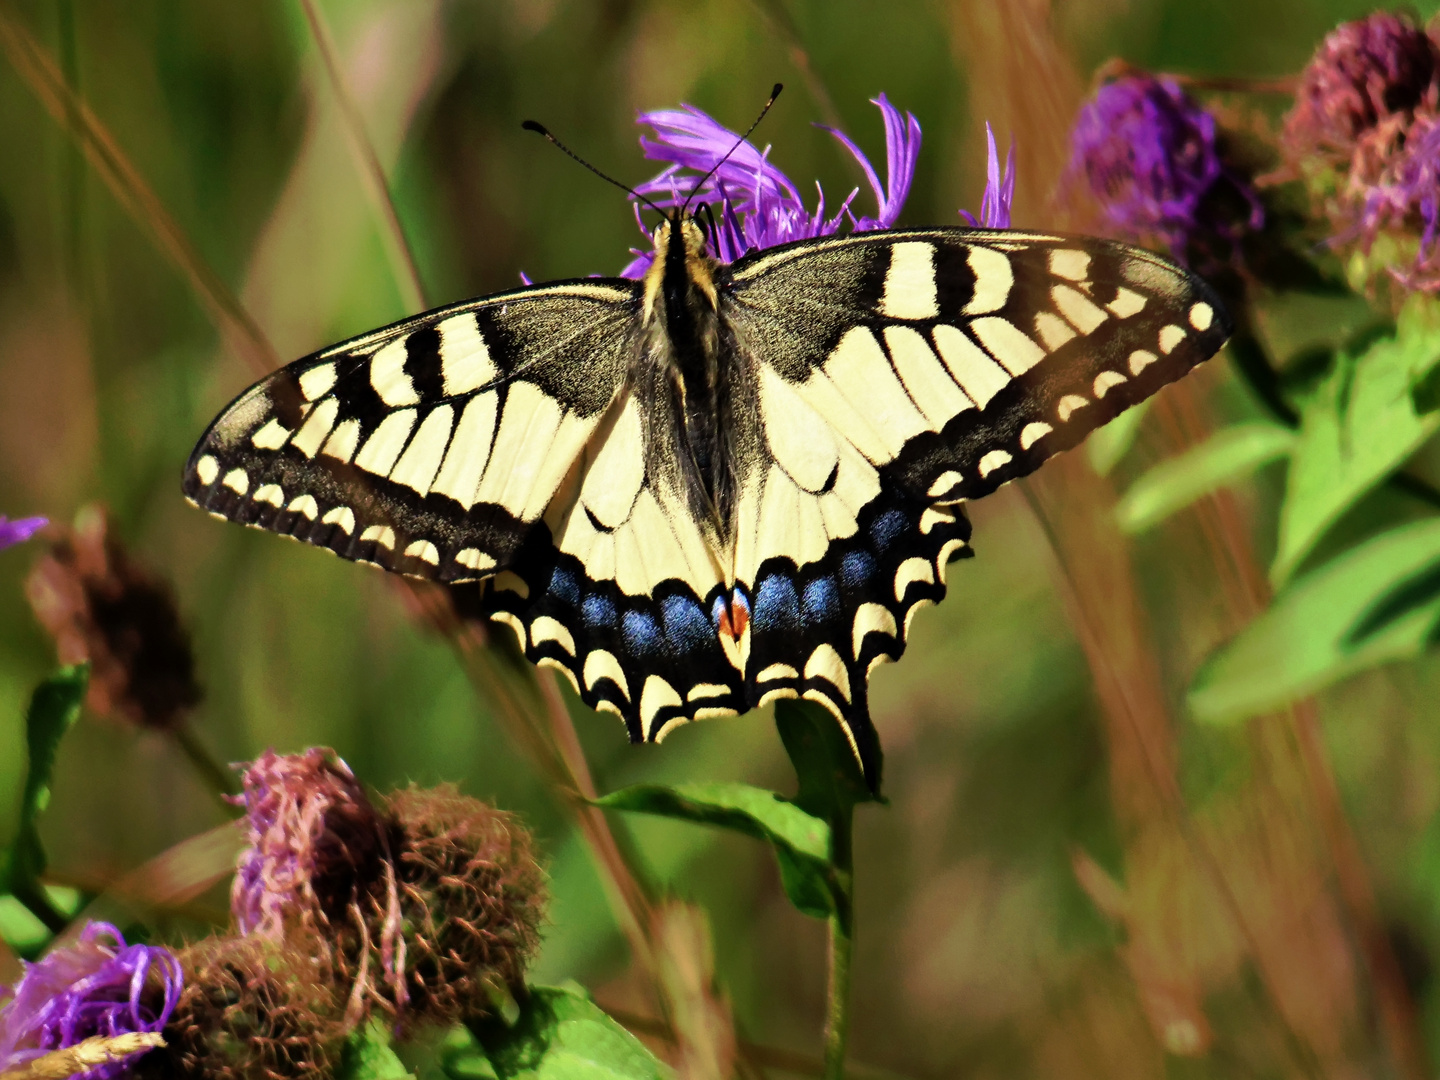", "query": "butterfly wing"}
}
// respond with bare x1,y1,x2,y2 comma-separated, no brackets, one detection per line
184,280,643,582
184,278,746,739
723,228,1231,780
